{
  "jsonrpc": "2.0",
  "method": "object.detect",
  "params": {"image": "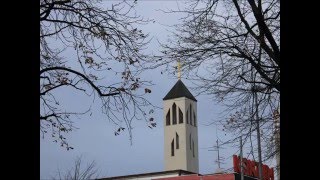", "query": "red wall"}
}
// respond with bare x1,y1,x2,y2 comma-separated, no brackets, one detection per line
203,174,234,180
155,174,234,180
